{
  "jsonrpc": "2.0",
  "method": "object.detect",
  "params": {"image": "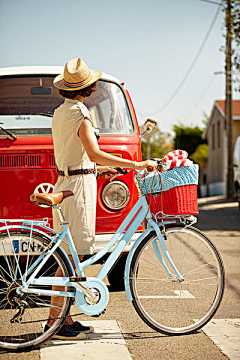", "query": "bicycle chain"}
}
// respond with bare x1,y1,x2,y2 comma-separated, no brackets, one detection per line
18,309,106,325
